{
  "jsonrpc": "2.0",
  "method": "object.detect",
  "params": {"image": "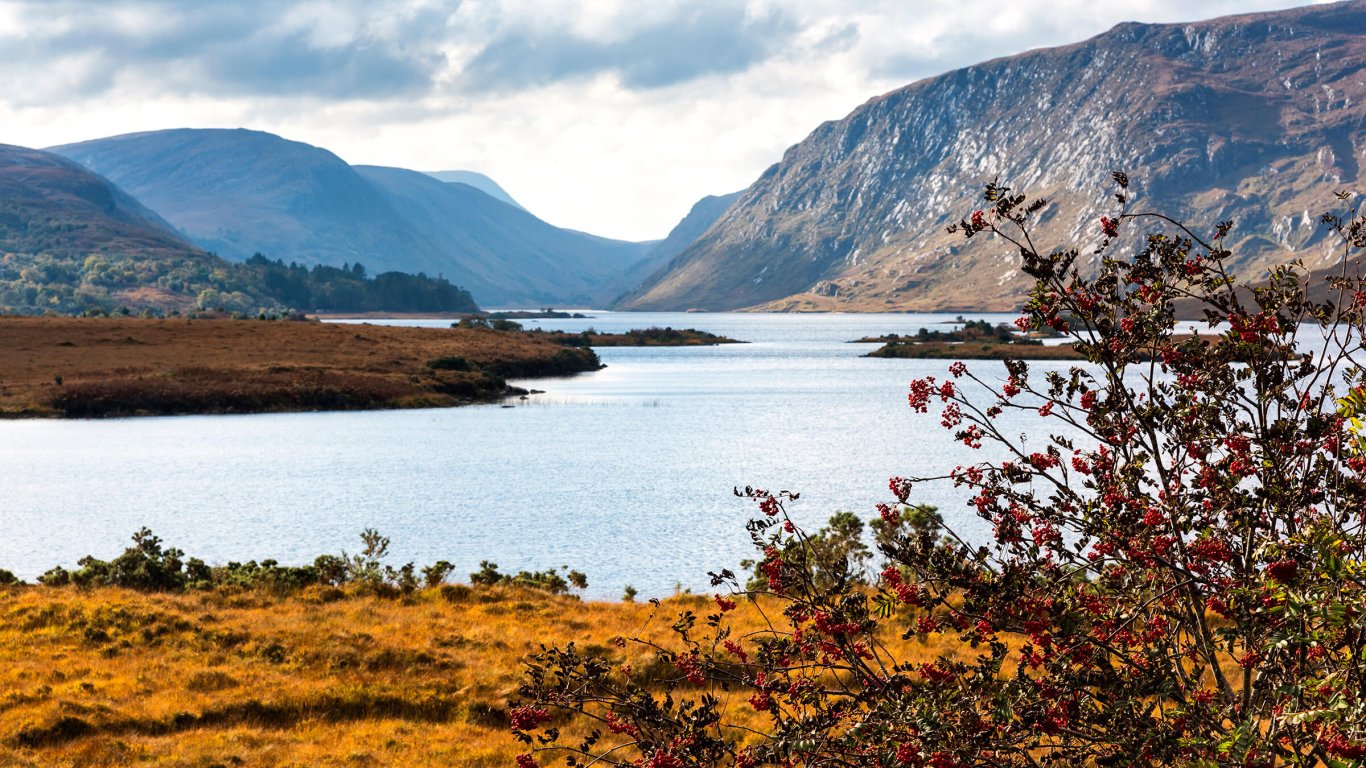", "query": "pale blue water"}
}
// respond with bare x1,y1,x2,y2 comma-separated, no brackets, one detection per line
1,311,1065,599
